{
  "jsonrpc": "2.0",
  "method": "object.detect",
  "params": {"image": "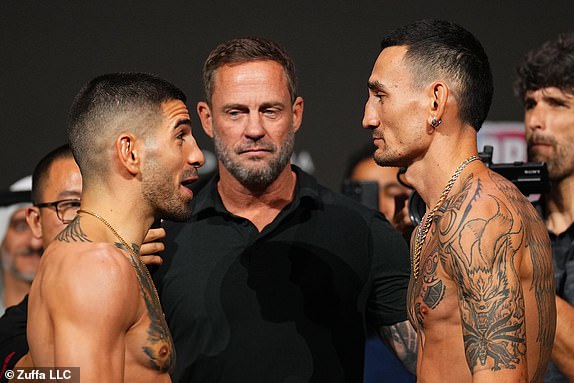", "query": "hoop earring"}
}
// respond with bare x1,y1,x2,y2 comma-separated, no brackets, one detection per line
431,117,442,128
